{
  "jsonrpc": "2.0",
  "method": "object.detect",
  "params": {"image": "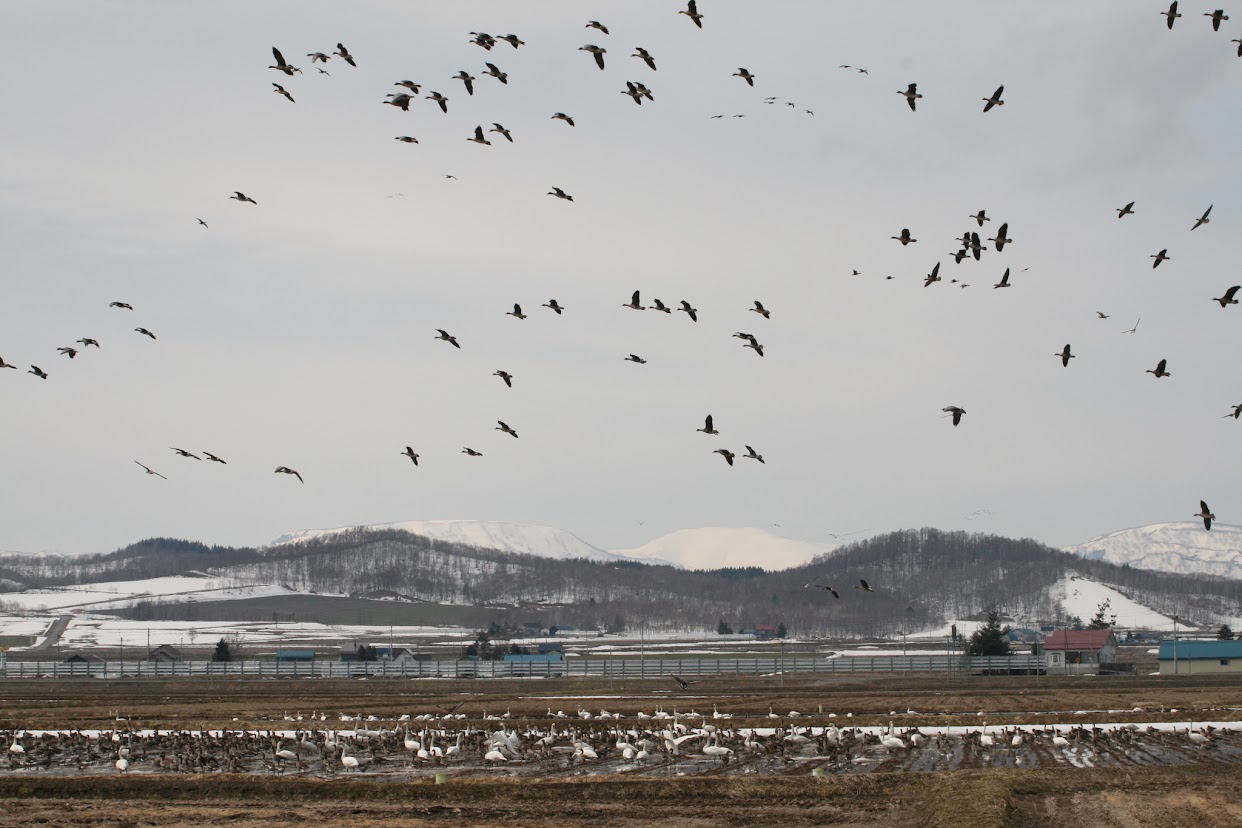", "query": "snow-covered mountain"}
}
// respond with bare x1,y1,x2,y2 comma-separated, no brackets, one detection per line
270,519,626,563
1066,522,1242,581
612,527,830,571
